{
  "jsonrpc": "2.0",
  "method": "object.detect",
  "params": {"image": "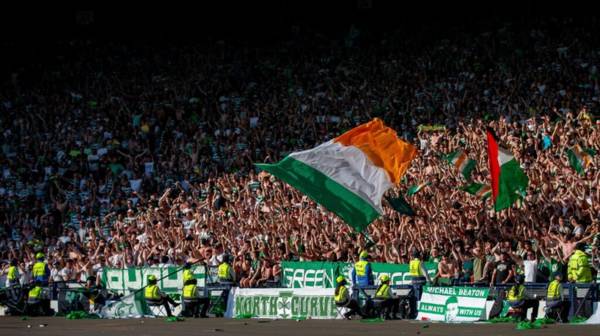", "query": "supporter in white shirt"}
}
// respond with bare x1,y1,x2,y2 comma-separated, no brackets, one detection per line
522,252,538,283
